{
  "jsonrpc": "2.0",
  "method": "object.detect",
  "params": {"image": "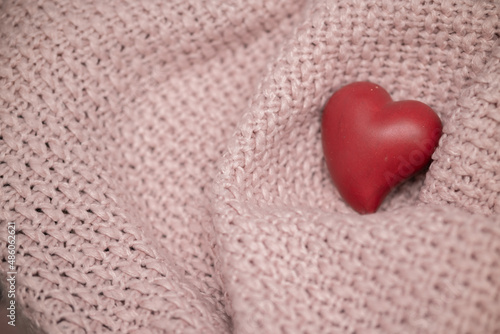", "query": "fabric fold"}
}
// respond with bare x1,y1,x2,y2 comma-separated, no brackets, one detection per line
212,0,499,332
